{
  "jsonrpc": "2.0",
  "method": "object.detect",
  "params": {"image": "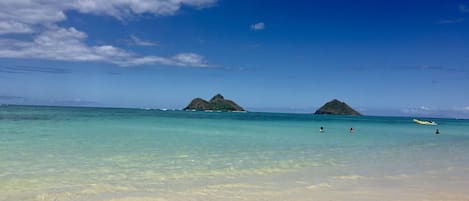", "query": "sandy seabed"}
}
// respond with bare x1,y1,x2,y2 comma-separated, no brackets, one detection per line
7,166,469,201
